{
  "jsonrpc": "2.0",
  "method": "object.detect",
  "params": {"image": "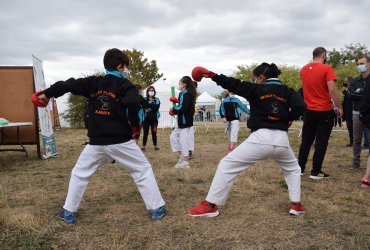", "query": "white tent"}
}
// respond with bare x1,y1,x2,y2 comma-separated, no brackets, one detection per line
144,80,179,128
196,91,217,106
